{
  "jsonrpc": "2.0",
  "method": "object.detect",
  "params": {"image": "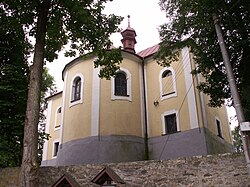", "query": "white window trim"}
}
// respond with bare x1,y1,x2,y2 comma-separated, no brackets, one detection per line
69,73,84,107
215,117,223,138
161,109,180,135
159,67,177,101
54,106,62,131
111,67,132,101
52,139,60,159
